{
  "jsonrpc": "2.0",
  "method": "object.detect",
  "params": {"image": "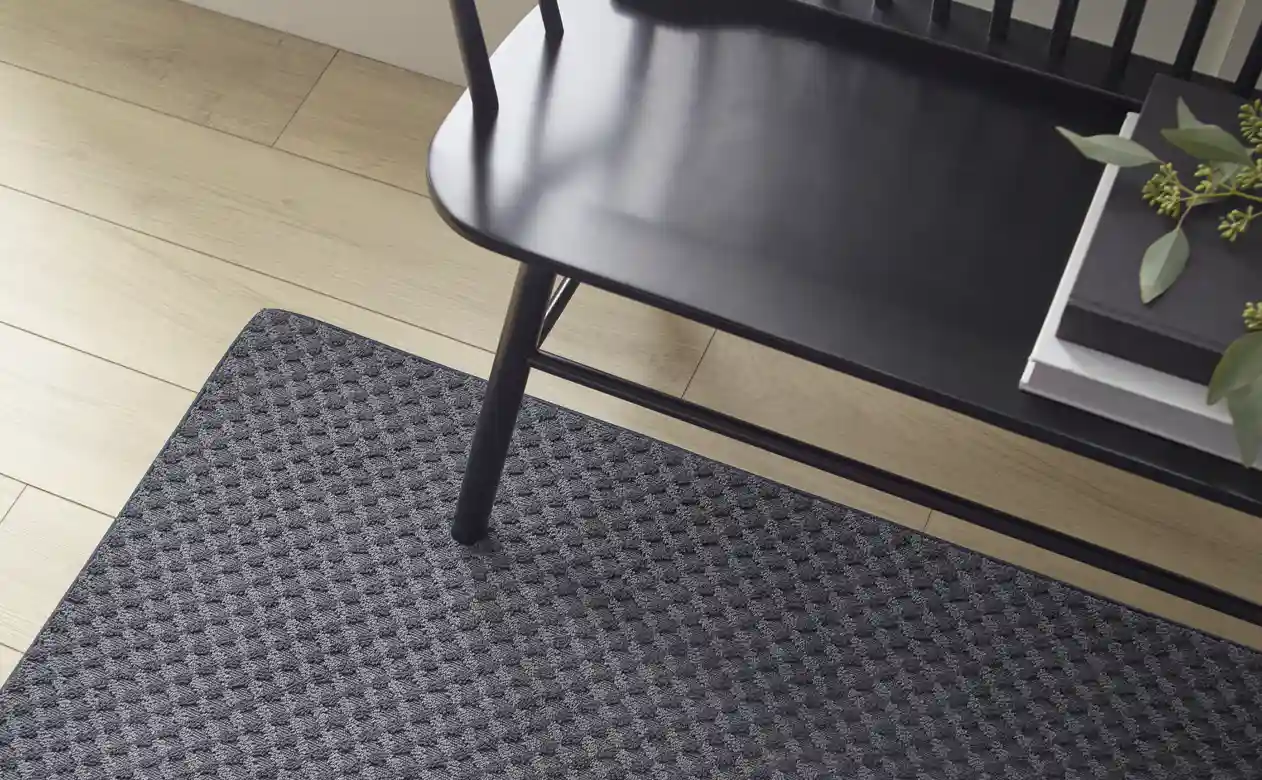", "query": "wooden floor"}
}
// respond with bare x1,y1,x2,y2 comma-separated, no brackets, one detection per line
0,0,1260,686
